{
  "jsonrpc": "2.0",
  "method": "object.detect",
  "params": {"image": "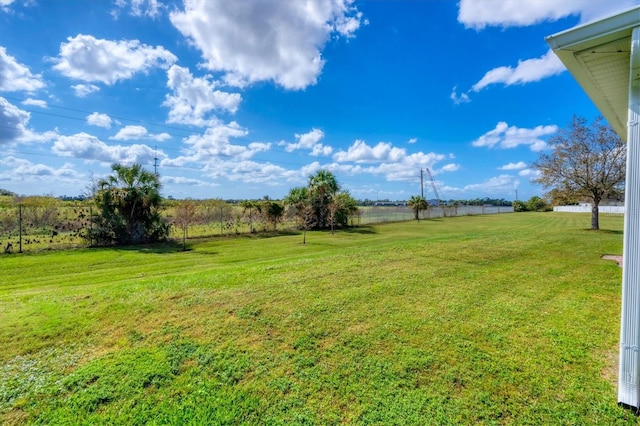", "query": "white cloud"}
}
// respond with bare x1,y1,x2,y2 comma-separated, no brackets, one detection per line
311,144,333,157
162,121,262,168
169,0,365,90
500,161,528,170
295,128,324,148
72,84,100,97
158,122,307,186
0,157,81,182
163,65,241,126
333,140,406,163
408,138,417,144
113,0,163,18
0,97,29,143
463,175,520,194
472,122,557,151
21,98,47,108
53,34,176,84
362,151,448,182
519,168,540,178
110,125,171,141
0,0,16,9
202,158,297,185
457,1,635,94
458,0,638,30
331,139,450,182
0,97,58,145
111,125,148,140
162,175,218,187
181,123,253,159
86,112,113,128
471,50,565,92
131,0,162,17
440,163,460,172
52,132,162,164
0,46,45,92
450,86,470,105
282,128,332,156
